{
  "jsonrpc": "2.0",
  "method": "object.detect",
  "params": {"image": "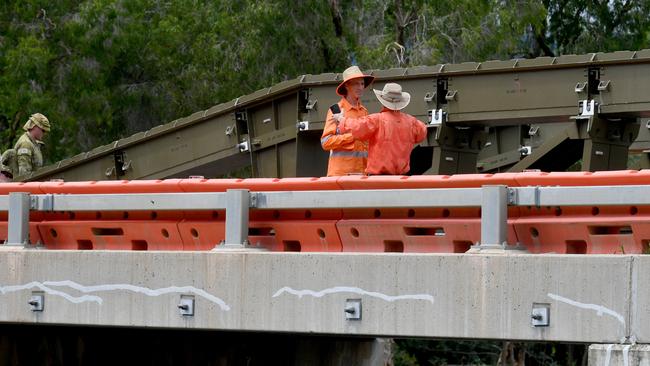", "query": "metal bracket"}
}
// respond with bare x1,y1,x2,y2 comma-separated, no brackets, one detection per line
178,296,195,316
445,90,457,101
305,99,317,110
597,80,610,92
577,100,598,118
104,166,115,177
238,140,249,152
531,303,550,327
122,160,132,172
29,293,44,312
345,299,362,320
507,188,517,205
32,194,53,211
296,121,309,131
424,92,435,103
249,192,258,208
225,125,235,137
428,109,446,126
528,126,539,136
574,82,587,93
113,151,128,177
